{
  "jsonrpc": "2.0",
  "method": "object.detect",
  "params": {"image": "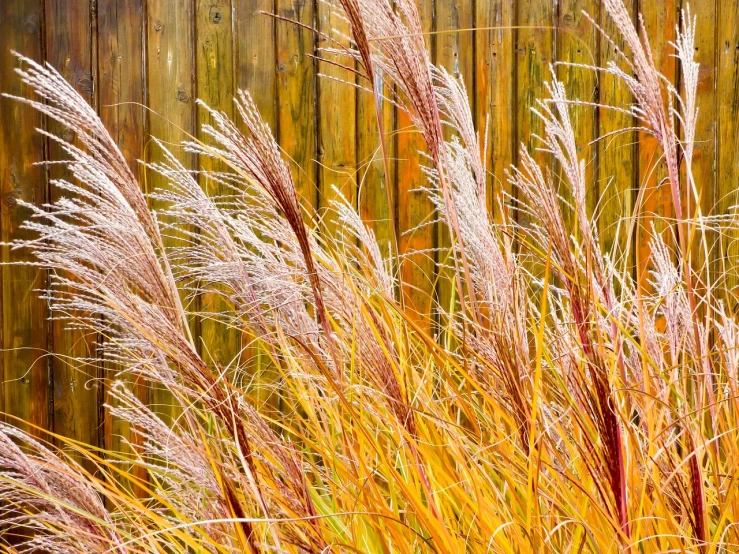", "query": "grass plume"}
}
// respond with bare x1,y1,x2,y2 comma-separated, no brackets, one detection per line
0,1,735,552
